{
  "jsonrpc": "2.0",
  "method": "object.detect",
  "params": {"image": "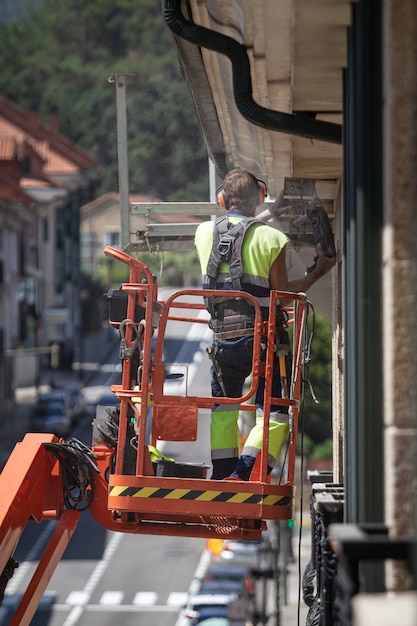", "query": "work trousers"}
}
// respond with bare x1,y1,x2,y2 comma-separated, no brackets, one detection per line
210,330,291,474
